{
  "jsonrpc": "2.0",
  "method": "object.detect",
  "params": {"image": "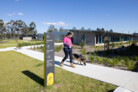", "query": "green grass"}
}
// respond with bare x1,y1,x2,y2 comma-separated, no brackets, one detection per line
0,40,43,48
54,45,63,52
0,51,116,92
